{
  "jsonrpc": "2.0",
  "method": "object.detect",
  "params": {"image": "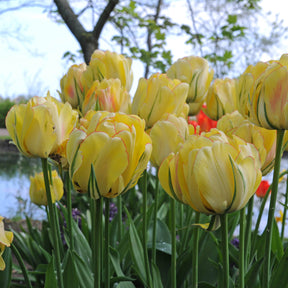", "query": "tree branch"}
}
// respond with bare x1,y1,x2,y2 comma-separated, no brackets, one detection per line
92,0,119,41
53,0,87,44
